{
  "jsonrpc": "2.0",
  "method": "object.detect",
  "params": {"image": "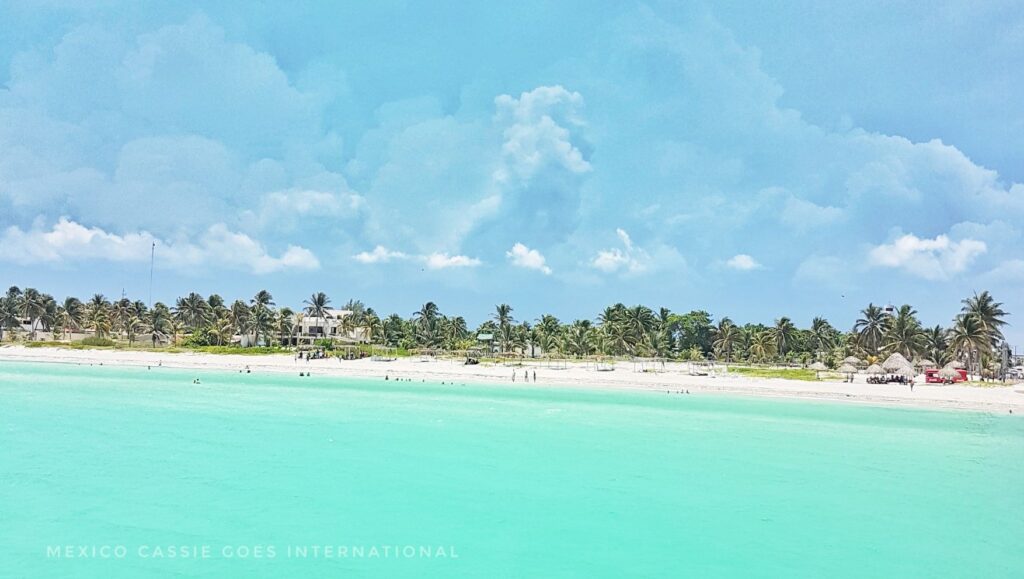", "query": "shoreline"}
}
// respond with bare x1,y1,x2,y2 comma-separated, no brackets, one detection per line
2,345,1022,415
